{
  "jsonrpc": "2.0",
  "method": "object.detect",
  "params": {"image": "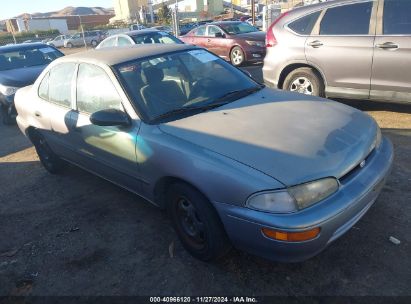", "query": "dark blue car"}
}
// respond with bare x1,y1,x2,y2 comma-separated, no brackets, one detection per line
0,43,63,124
